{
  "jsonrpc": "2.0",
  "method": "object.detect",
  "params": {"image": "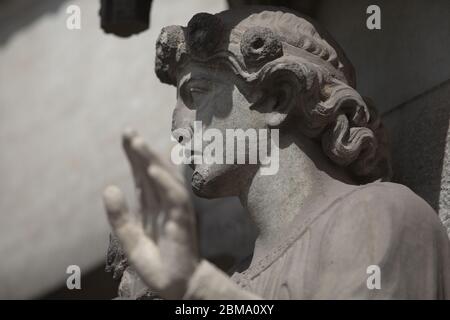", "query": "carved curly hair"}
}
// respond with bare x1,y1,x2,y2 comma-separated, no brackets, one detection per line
155,7,392,183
